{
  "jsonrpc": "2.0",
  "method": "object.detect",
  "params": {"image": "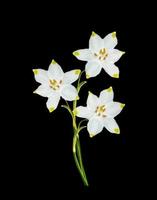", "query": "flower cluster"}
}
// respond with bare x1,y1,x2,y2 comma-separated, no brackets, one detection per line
33,31,126,186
